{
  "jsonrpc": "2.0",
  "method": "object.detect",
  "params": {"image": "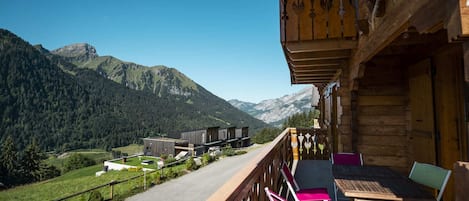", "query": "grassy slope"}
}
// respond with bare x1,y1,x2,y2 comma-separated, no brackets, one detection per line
0,163,187,201
0,145,186,201
0,165,141,201
112,144,143,156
